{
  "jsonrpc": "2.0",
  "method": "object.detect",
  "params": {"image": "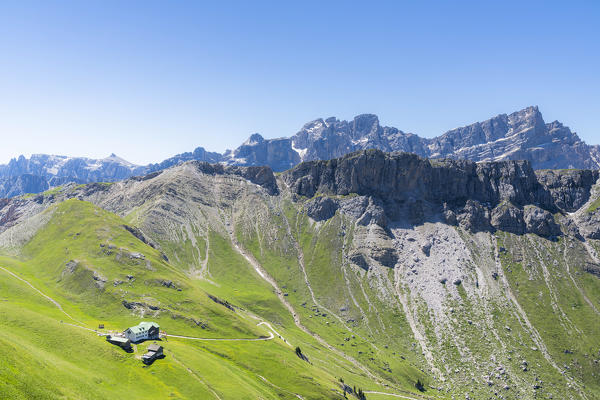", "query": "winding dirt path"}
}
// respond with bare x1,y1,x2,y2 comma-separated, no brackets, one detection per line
167,323,274,341
0,262,407,398
0,265,86,326
364,391,421,399
170,353,223,400
391,275,441,379
280,210,373,345
258,375,305,399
